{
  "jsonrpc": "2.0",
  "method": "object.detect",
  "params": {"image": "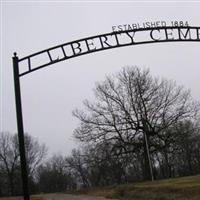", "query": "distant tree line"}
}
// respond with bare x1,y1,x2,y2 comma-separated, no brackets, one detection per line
0,132,47,196
1,66,200,196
